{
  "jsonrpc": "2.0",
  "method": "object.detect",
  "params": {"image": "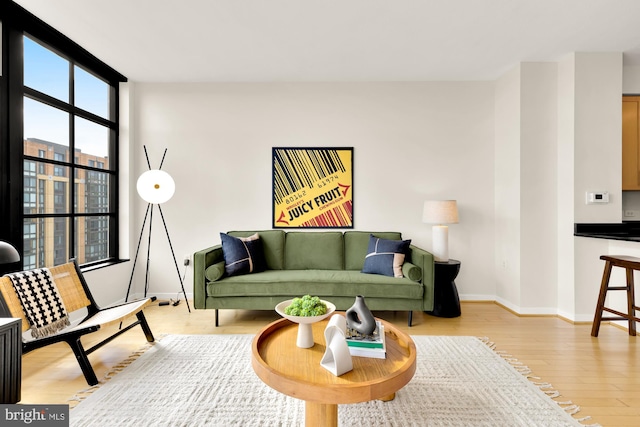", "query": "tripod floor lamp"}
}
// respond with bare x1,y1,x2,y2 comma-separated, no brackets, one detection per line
124,146,191,312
